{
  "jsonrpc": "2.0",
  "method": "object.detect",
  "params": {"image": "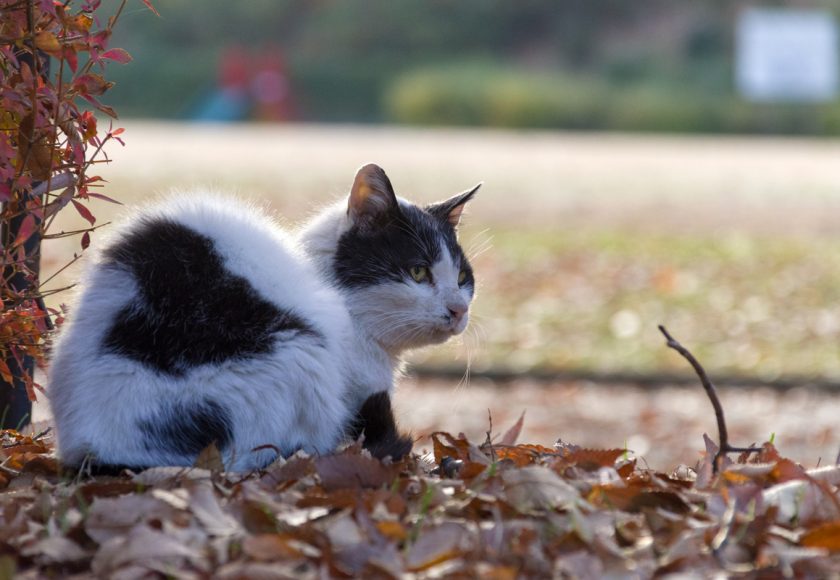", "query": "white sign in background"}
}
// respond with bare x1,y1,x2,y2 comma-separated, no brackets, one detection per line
736,8,839,103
